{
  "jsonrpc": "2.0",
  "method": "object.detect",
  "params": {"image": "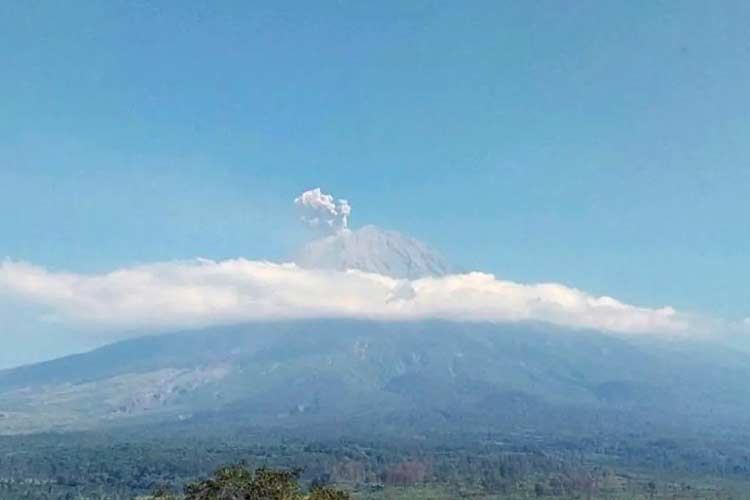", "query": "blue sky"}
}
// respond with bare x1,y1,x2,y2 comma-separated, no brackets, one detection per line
2,1,750,367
